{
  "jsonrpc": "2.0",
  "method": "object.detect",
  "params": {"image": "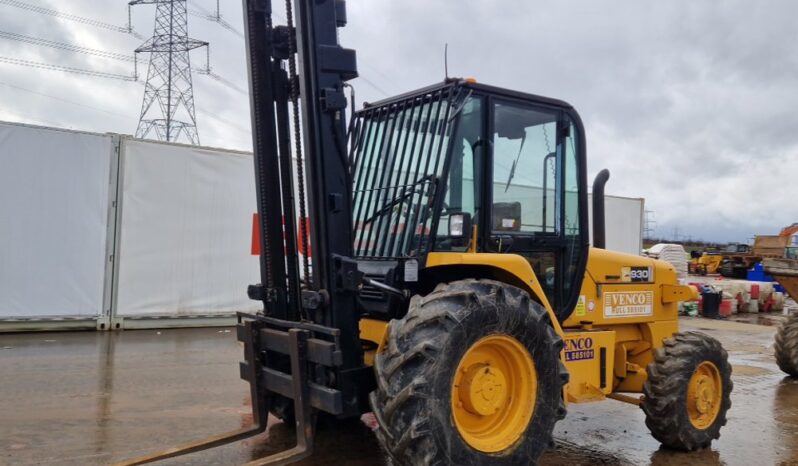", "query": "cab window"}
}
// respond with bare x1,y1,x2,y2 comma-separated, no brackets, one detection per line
491,101,559,234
